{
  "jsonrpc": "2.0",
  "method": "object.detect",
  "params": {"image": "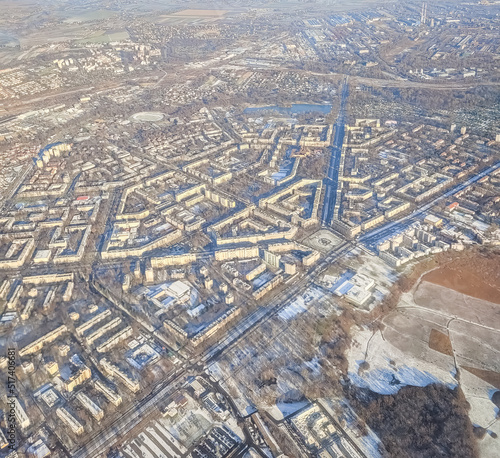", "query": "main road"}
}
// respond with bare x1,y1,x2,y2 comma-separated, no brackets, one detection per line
72,142,500,458
360,160,500,250
321,77,349,226
71,160,500,456
72,241,353,457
